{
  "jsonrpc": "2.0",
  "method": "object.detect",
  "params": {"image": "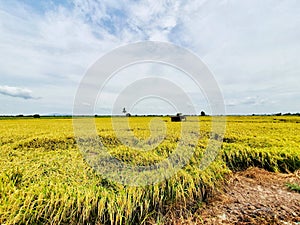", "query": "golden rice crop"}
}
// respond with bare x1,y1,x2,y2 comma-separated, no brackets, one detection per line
0,116,299,224
222,116,300,172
